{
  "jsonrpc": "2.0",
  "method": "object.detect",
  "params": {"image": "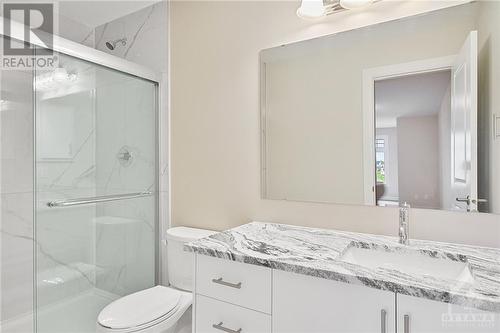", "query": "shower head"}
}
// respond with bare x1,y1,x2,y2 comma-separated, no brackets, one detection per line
105,38,127,50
